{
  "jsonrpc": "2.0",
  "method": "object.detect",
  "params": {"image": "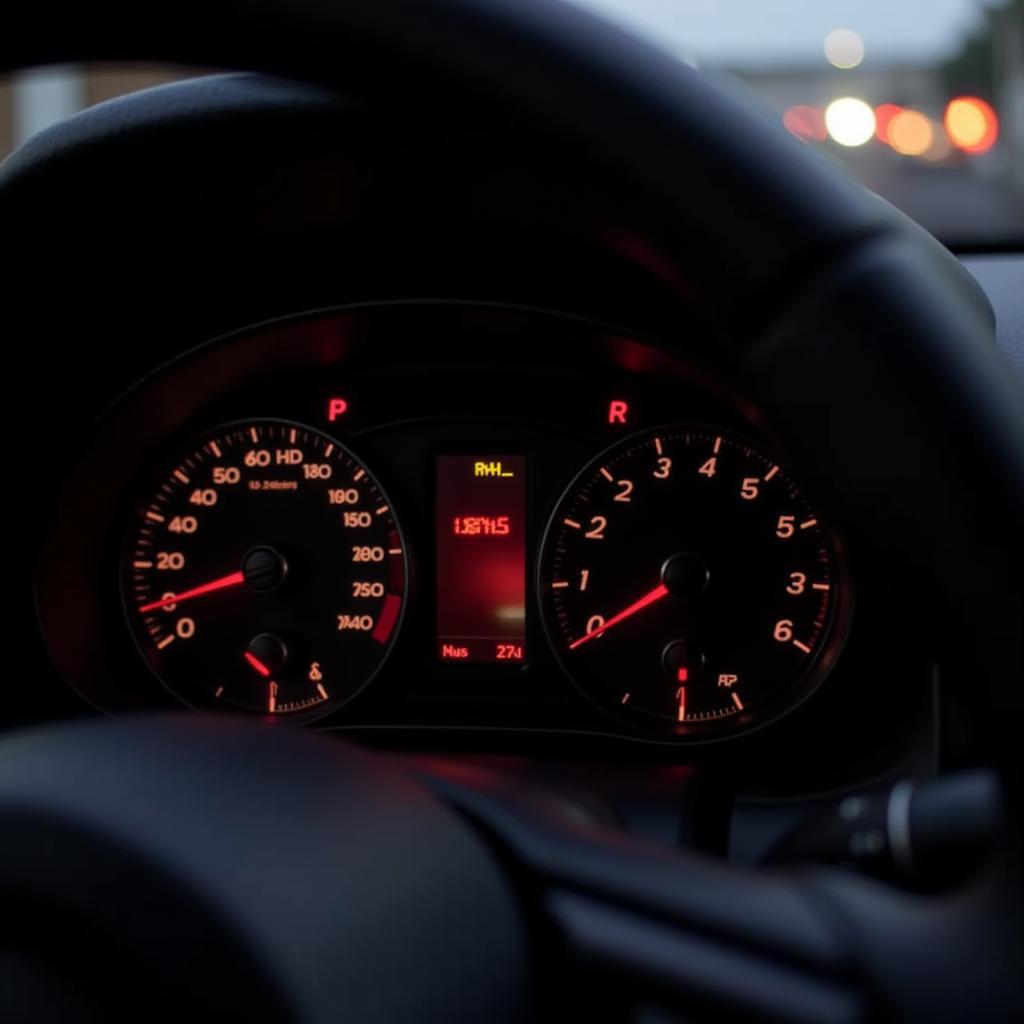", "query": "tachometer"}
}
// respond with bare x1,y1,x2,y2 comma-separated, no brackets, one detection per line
123,420,406,719
538,426,847,739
